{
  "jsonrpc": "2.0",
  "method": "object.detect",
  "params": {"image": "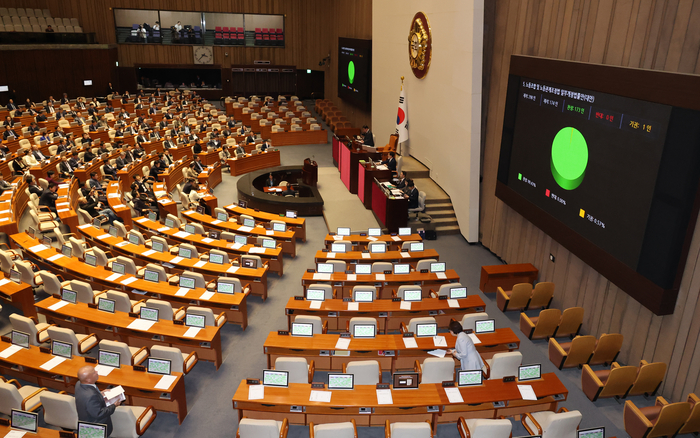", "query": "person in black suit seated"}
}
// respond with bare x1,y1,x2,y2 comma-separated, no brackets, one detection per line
191,155,205,174
3,125,18,140
149,163,163,179
102,159,118,180
133,191,159,218
80,133,93,147
12,154,27,175
260,139,271,152
27,176,43,196
68,152,81,169
36,110,48,122
75,366,121,437
39,183,59,215
360,125,374,146
115,152,128,170
381,151,397,172
162,134,175,150
58,156,75,179
265,173,276,187
182,178,197,195
284,184,297,197
27,122,40,135
245,131,256,145
192,140,203,154
32,145,47,162
396,171,408,190
83,148,95,163
234,144,245,156
132,144,145,159
6,99,17,111
404,179,419,210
